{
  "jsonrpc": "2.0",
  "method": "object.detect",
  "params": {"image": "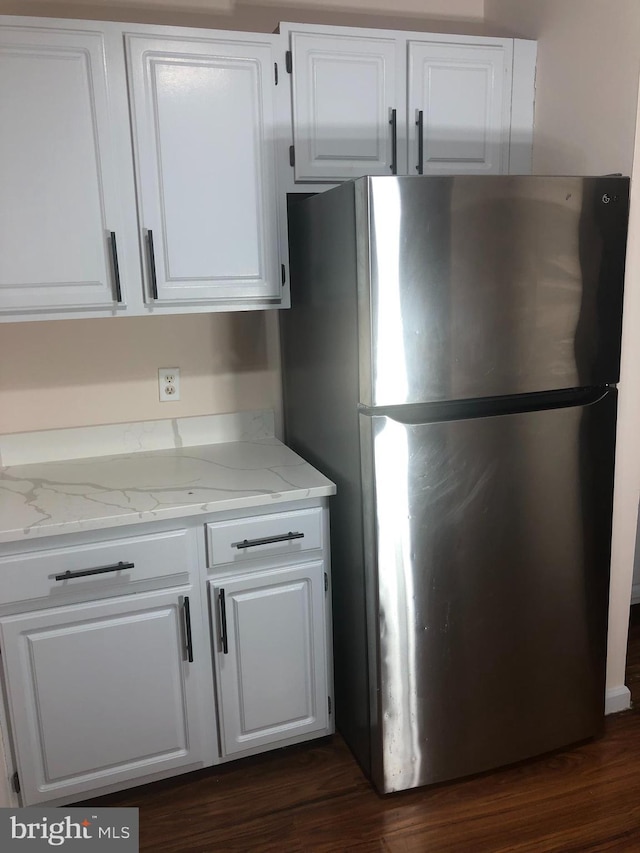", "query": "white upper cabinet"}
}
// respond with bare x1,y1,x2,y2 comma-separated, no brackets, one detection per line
0,23,138,314
0,15,535,321
126,34,282,305
283,24,535,183
0,17,286,322
289,32,405,181
408,40,512,175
